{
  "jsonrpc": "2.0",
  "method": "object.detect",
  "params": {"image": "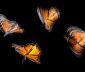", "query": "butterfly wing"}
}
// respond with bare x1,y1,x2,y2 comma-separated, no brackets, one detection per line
65,26,85,57
0,14,10,32
37,8,44,24
26,44,41,64
70,44,83,57
48,7,59,21
0,14,7,25
7,21,24,34
12,43,27,56
1,20,11,32
37,7,49,24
